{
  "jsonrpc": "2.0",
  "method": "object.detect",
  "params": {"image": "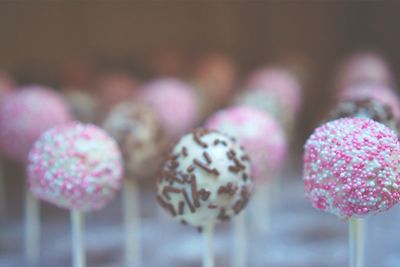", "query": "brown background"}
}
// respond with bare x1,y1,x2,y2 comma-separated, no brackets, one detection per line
0,1,400,139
